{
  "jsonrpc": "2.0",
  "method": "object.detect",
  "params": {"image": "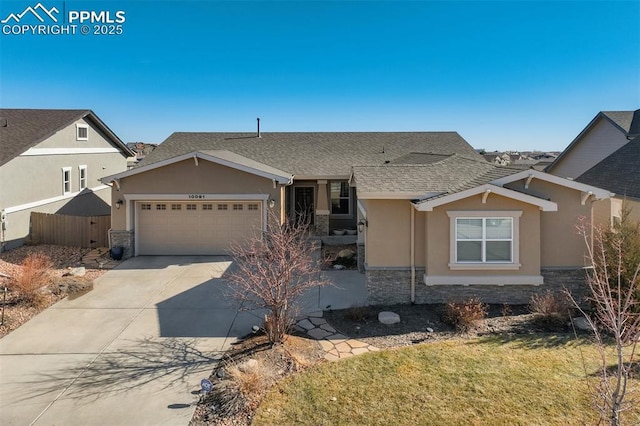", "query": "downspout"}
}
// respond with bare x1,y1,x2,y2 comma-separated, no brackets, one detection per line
410,203,416,304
